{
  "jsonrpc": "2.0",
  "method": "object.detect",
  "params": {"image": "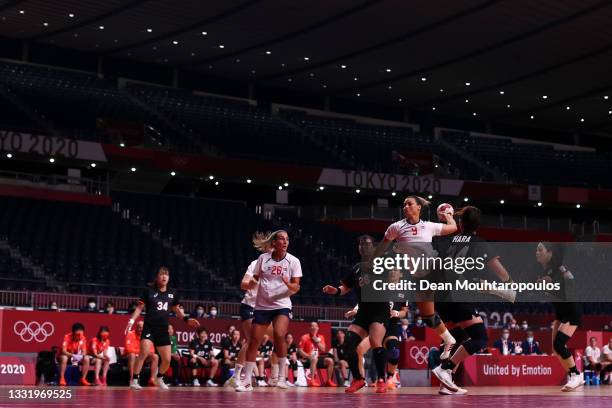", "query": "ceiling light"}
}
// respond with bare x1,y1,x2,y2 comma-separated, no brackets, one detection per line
340,64,347,69
464,99,469,103
130,167,136,172
566,106,571,110
43,22,48,27
385,68,391,72
355,189,361,194
506,104,511,108
73,33,78,37
464,197,469,202
251,70,256,74
580,118,584,122
356,93,361,96
19,10,24,14
472,112,477,116
530,115,534,119
499,90,505,95
283,182,289,187
278,186,283,190
500,199,505,204
421,77,427,82
235,58,240,63
465,82,471,86
172,40,178,45
322,84,327,88
201,31,207,36
119,142,125,147
427,195,433,200
388,85,393,90
287,78,292,82
439,88,444,92
576,204,581,209
309,72,315,77
265,50,271,55
218,44,224,48
303,57,309,61
246,179,252,184
537,202,542,207
432,107,436,111
608,110,612,115
6,153,13,158
68,13,75,18
542,95,548,99
208,175,214,180
170,171,176,176
319,186,325,191
354,77,358,81
214,181,219,186
605,96,609,100
146,28,152,33
391,192,396,197
99,25,104,30
398,98,402,102
90,163,96,168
